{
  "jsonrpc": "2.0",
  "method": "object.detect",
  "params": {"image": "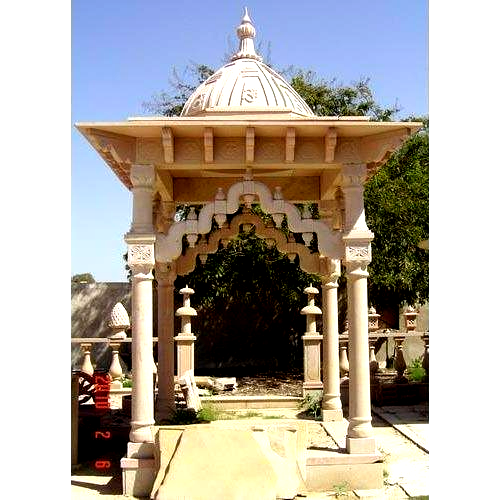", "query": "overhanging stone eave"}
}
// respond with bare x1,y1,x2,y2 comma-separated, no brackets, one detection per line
76,119,422,139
